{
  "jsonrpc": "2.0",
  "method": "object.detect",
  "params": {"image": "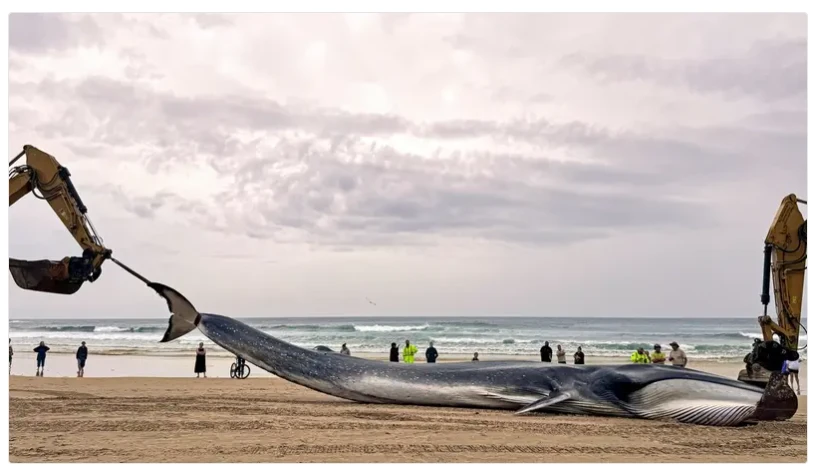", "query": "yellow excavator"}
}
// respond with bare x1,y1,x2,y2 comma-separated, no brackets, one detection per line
737,193,806,421
9,145,112,295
